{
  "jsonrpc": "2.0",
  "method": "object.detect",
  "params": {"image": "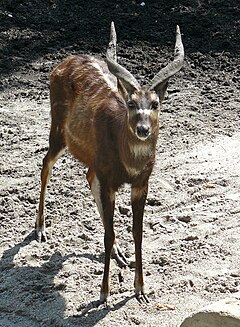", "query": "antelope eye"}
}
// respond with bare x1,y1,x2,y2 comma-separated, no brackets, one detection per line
127,101,136,109
151,101,159,110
